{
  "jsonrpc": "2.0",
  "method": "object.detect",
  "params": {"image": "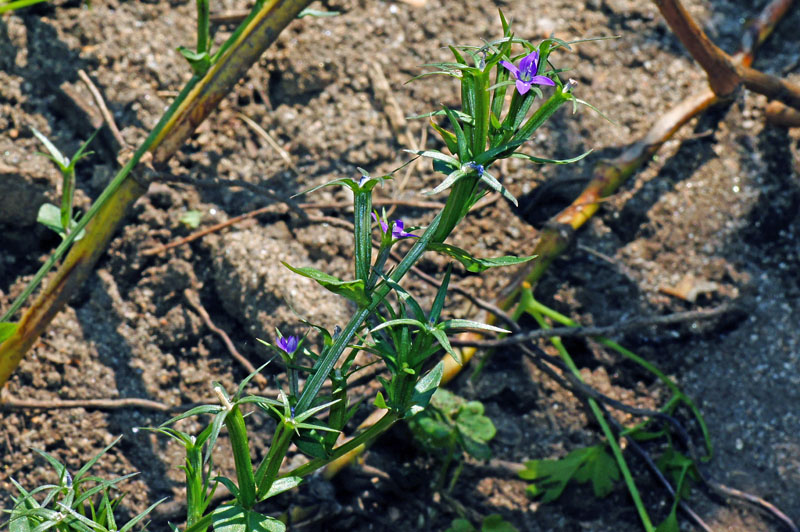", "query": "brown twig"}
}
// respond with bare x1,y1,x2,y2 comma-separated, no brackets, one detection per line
77,69,128,149
159,175,309,220
183,288,268,389
704,479,799,532
0,396,207,412
654,0,800,110
765,100,800,127
209,10,249,25
653,0,739,96
307,197,444,210
141,204,280,256
369,60,411,147
237,112,298,174
451,304,733,348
